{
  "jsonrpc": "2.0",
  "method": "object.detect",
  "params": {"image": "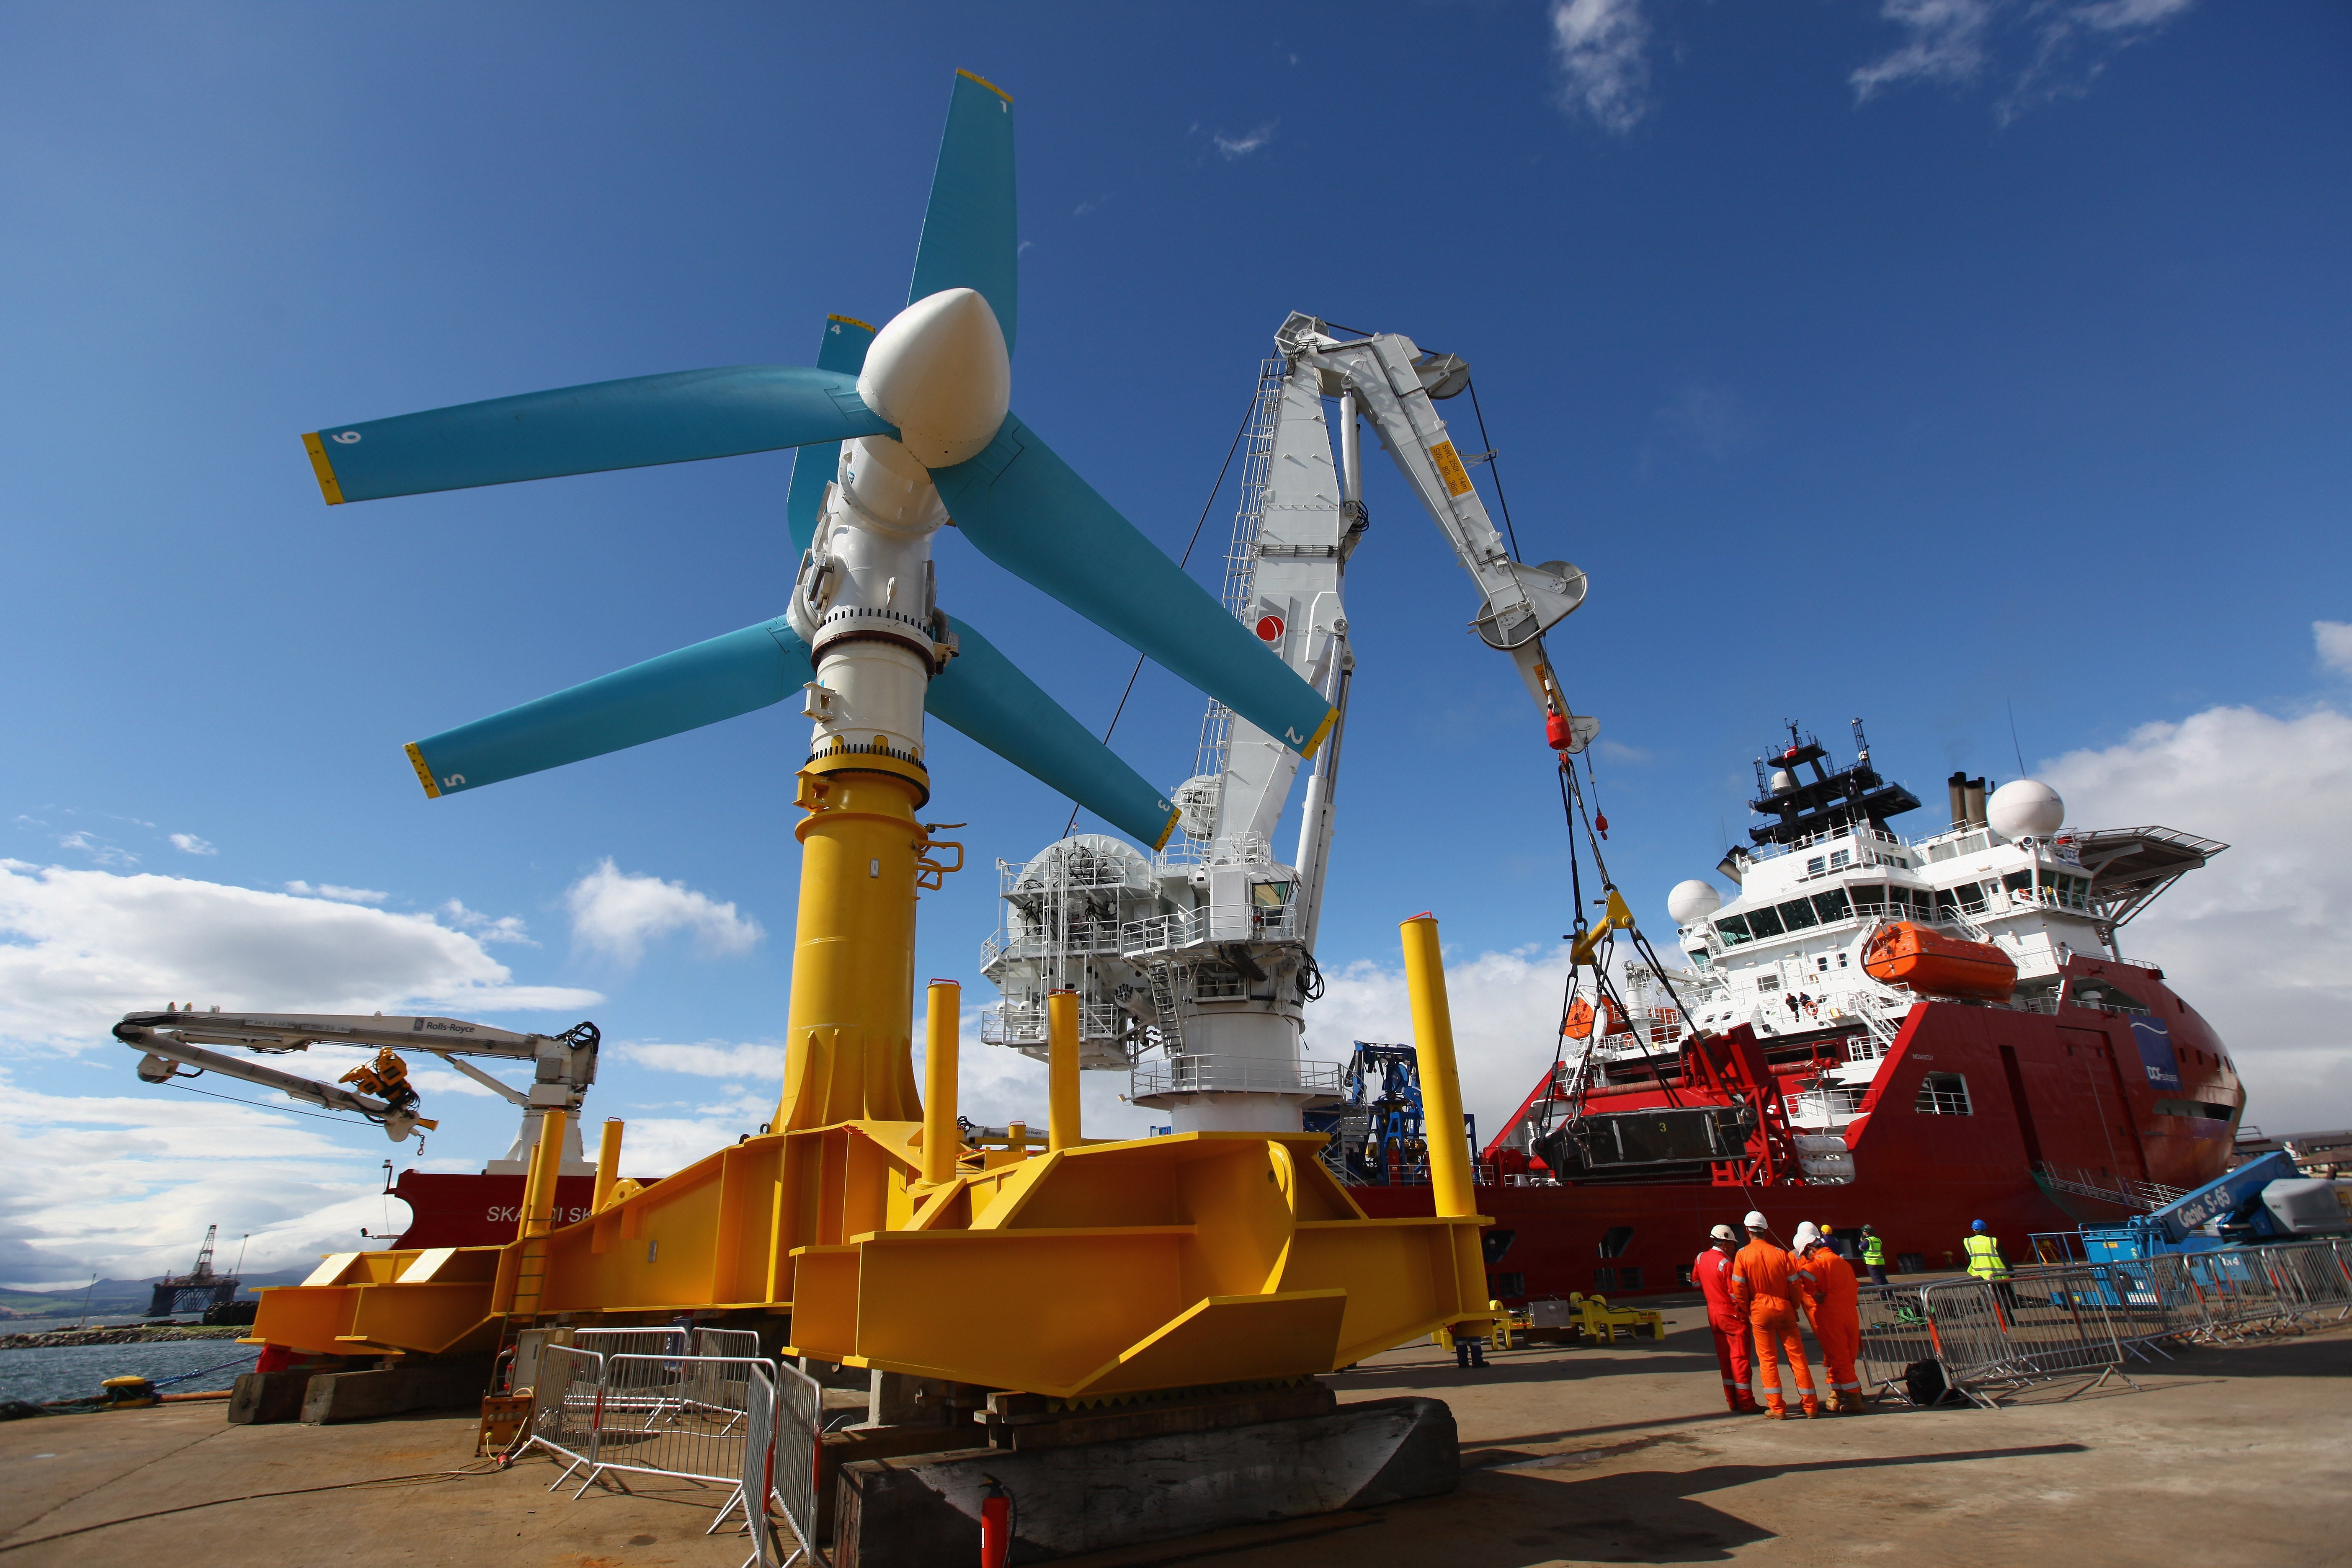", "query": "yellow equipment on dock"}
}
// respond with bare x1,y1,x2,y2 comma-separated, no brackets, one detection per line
256,908,1498,1398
